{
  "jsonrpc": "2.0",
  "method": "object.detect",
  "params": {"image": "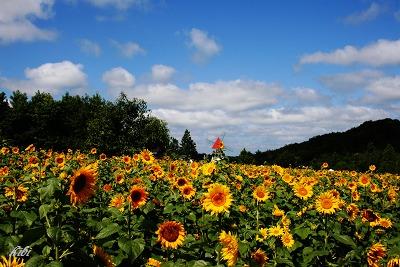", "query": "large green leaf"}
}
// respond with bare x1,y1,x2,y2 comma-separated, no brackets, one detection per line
333,234,356,248
95,223,120,239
